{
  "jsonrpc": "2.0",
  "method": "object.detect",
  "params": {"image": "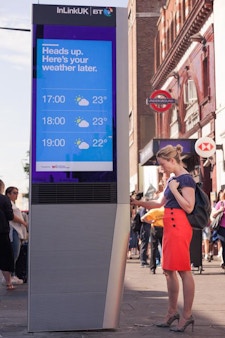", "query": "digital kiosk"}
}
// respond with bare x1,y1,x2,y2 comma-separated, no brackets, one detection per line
28,3,129,332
